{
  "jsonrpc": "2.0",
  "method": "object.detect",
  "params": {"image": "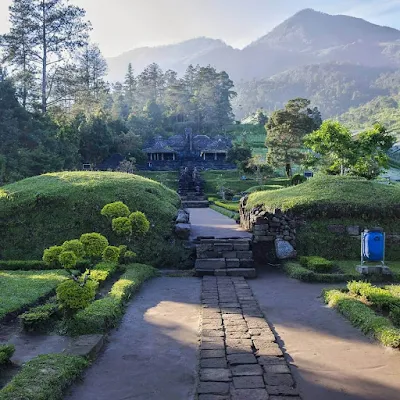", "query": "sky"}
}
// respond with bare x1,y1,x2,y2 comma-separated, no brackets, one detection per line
0,0,400,58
